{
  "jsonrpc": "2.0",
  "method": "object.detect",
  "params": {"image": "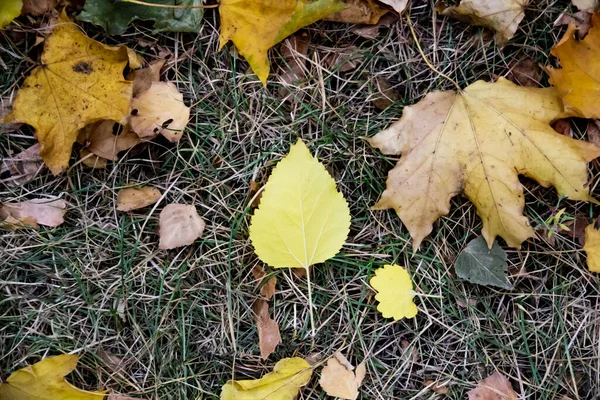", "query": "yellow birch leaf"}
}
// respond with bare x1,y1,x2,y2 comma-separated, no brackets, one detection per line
249,139,350,270
220,357,312,400
4,13,132,175
547,12,600,119
368,78,600,250
0,354,107,400
439,0,529,45
370,264,417,320
218,0,344,85
0,0,22,29
584,221,600,272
